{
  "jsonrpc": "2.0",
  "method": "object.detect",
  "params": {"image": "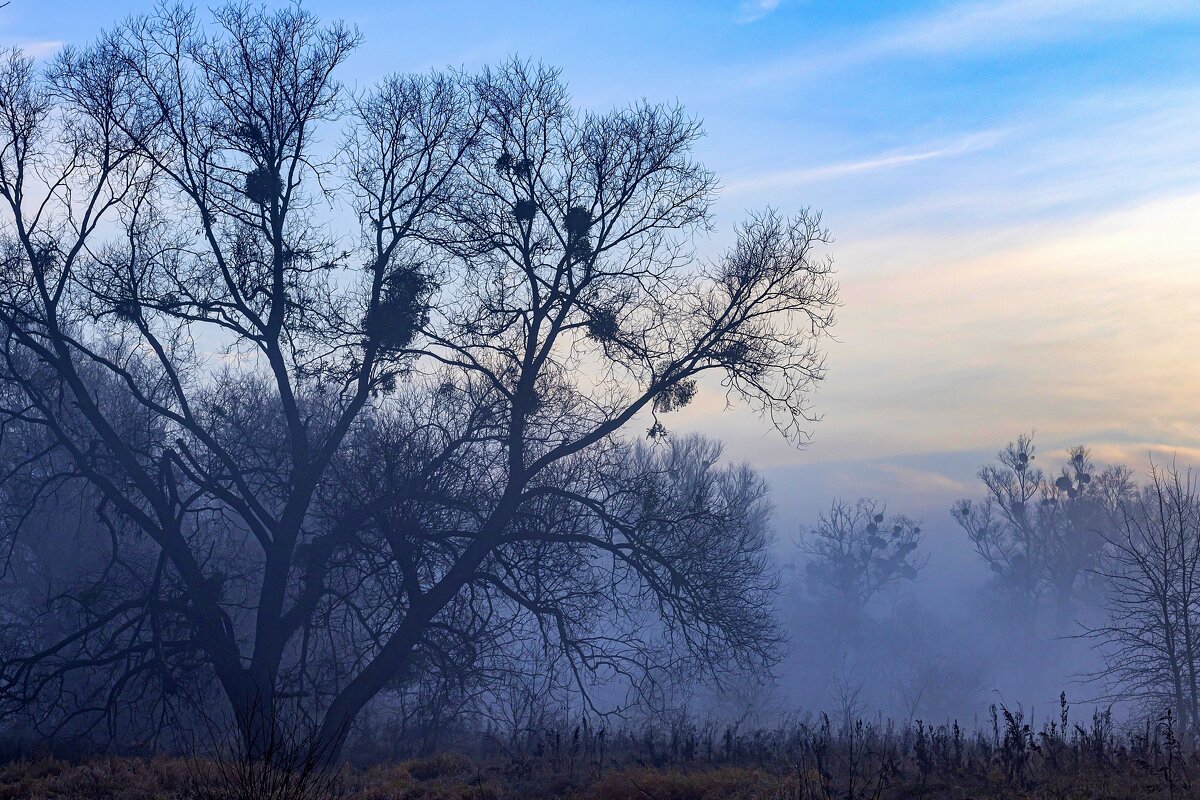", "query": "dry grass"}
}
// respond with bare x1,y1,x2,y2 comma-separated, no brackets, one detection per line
4,704,1200,799
0,752,1192,800
587,766,803,800
0,756,195,800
